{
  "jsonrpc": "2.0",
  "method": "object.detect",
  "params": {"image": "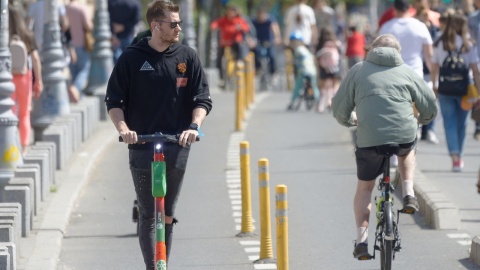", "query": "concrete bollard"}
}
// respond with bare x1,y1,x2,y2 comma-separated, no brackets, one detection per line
4,186,30,237
49,123,72,163
41,126,67,170
7,178,34,231
32,142,56,185
71,104,89,141
0,211,20,249
23,153,50,199
15,164,41,215
0,246,10,270
0,225,13,243
0,242,16,270
276,185,289,270
0,203,21,243
254,158,276,264
470,236,480,265
236,142,254,237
